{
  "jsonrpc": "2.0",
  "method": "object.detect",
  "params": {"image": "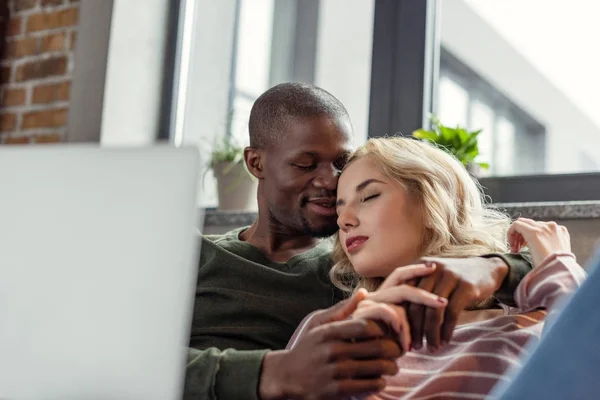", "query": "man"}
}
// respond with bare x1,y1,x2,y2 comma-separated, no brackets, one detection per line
185,83,532,399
